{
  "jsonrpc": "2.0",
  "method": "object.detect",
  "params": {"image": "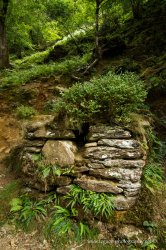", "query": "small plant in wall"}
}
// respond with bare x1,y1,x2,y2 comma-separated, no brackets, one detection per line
32,153,74,179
